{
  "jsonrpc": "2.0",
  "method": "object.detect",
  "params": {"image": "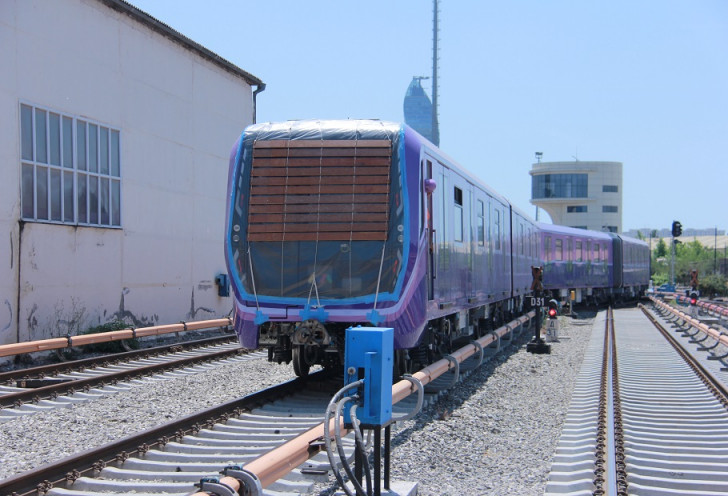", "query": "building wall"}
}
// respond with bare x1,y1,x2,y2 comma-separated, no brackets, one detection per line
0,0,255,349
530,161,623,233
